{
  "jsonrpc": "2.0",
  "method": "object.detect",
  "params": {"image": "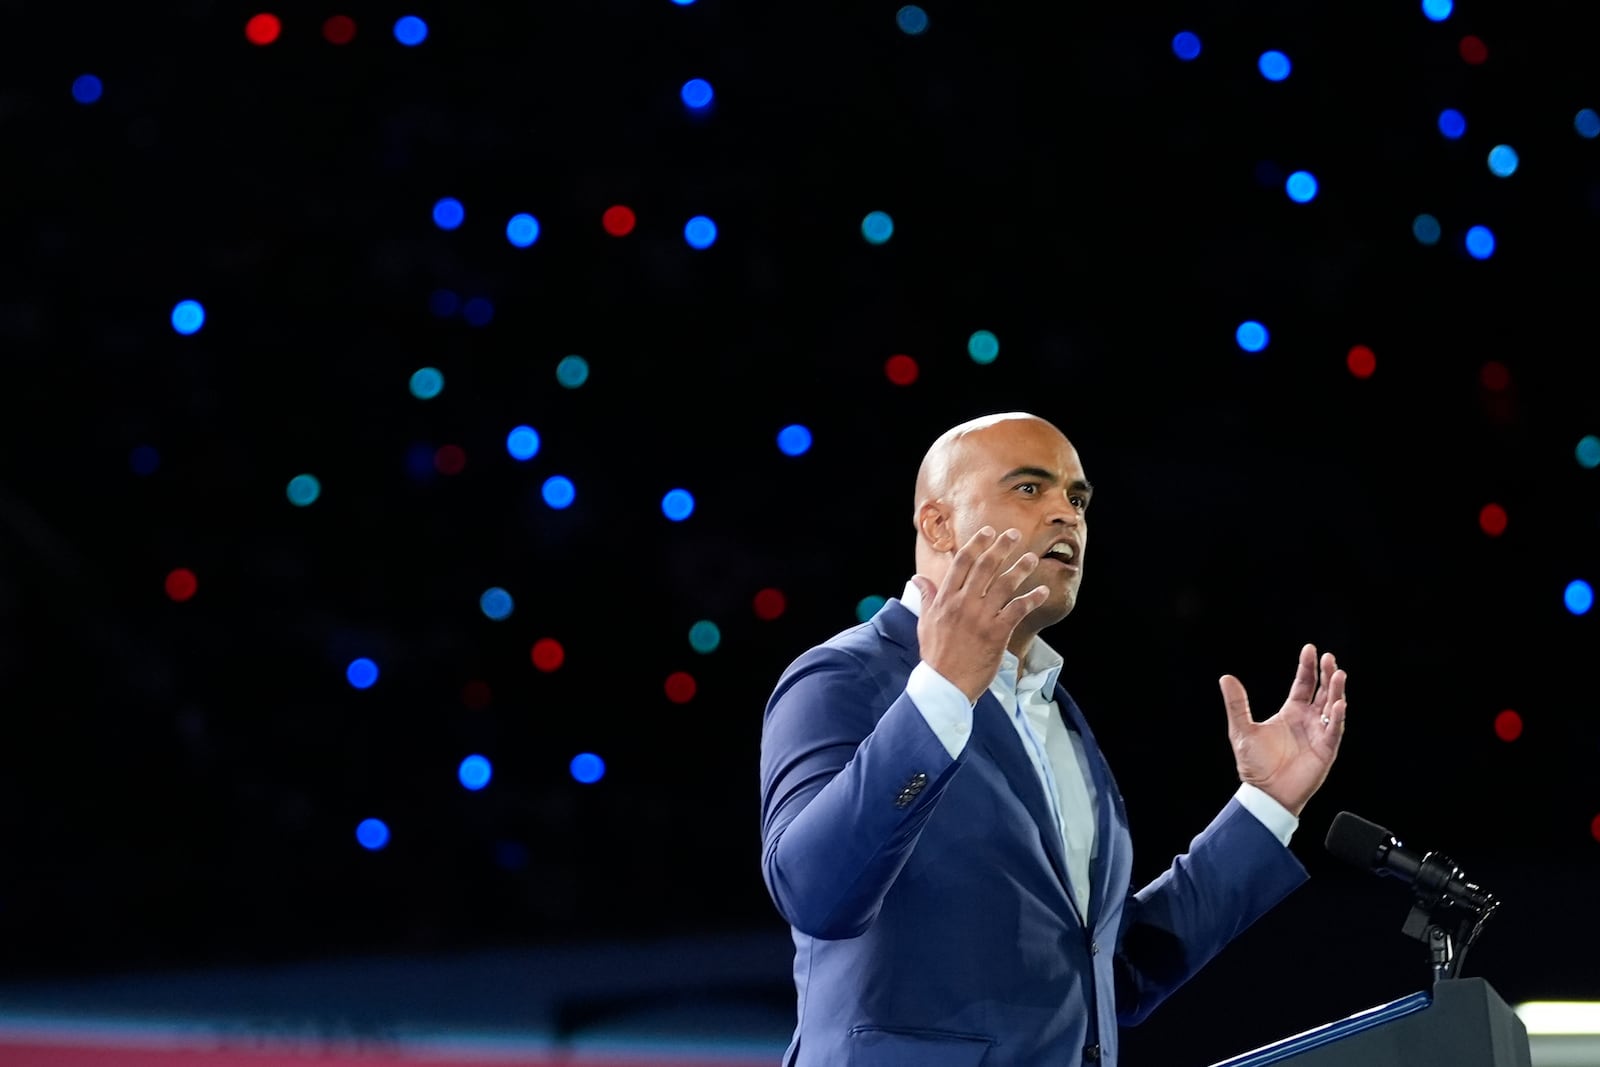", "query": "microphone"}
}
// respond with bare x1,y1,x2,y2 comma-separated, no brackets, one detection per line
1324,811,1496,915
